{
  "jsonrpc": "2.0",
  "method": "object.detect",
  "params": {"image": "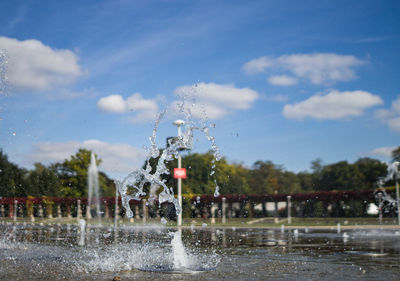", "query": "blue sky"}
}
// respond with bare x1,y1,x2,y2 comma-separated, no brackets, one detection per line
0,0,399,178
